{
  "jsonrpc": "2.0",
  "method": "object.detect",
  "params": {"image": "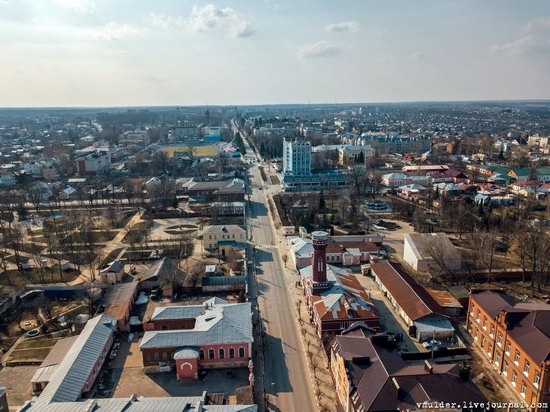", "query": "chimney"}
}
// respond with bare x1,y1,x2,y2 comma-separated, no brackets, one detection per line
311,231,329,284
424,360,433,374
